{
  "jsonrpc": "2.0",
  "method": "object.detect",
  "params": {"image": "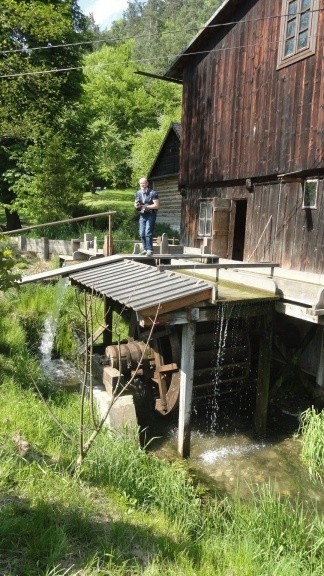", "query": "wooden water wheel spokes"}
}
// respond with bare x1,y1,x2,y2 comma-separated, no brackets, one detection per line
151,330,181,415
